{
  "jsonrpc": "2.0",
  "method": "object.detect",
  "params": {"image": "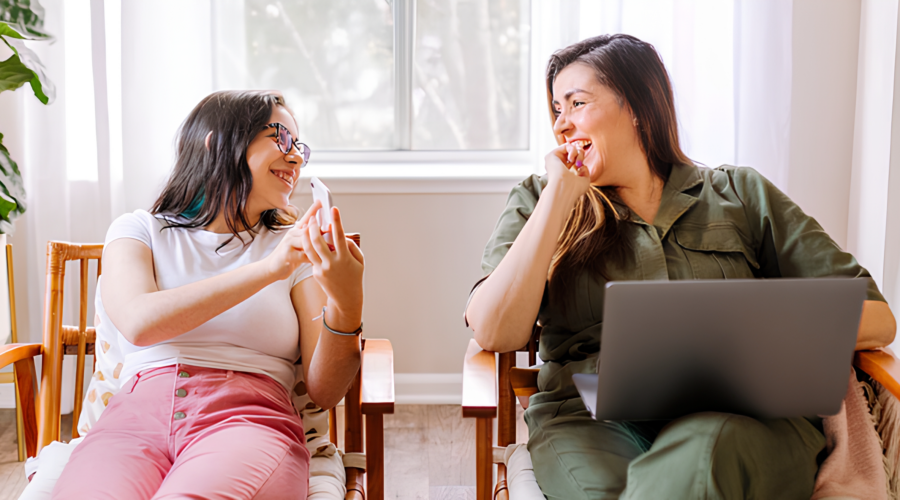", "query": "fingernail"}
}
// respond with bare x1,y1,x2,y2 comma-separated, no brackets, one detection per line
575,160,583,167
